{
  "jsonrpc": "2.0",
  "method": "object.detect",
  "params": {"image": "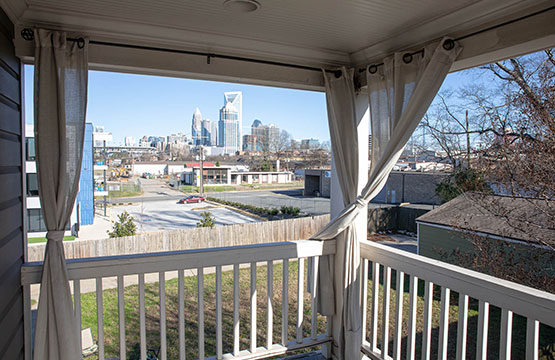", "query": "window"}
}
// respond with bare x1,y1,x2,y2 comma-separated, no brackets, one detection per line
26,173,39,196
26,138,36,161
27,209,70,233
27,209,46,232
